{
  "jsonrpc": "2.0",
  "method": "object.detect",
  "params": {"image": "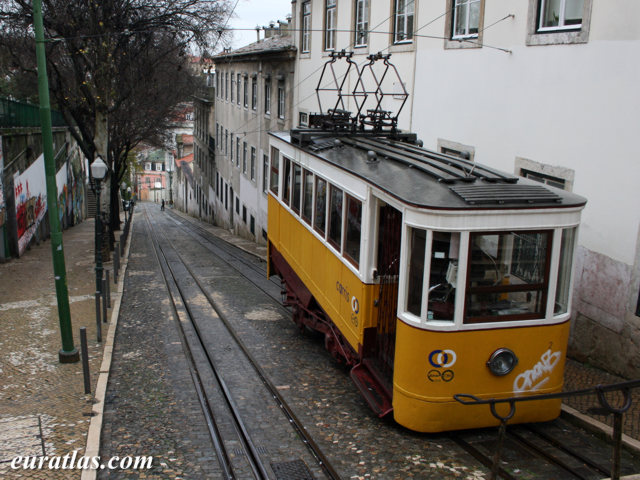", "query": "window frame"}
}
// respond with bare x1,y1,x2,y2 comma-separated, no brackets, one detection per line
393,0,415,44
324,0,337,51
328,184,344,251
277,81,285,119
343,194,362,268
242,141,248,174
463,230,553,324
301,1,311,54
264,80,271,115
354,0,369,47
301,168,314,225
269,147,279,196
526,0,592,46
314,176,328,237
251,76,257,110
444,0,485,50
250,146,256,181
